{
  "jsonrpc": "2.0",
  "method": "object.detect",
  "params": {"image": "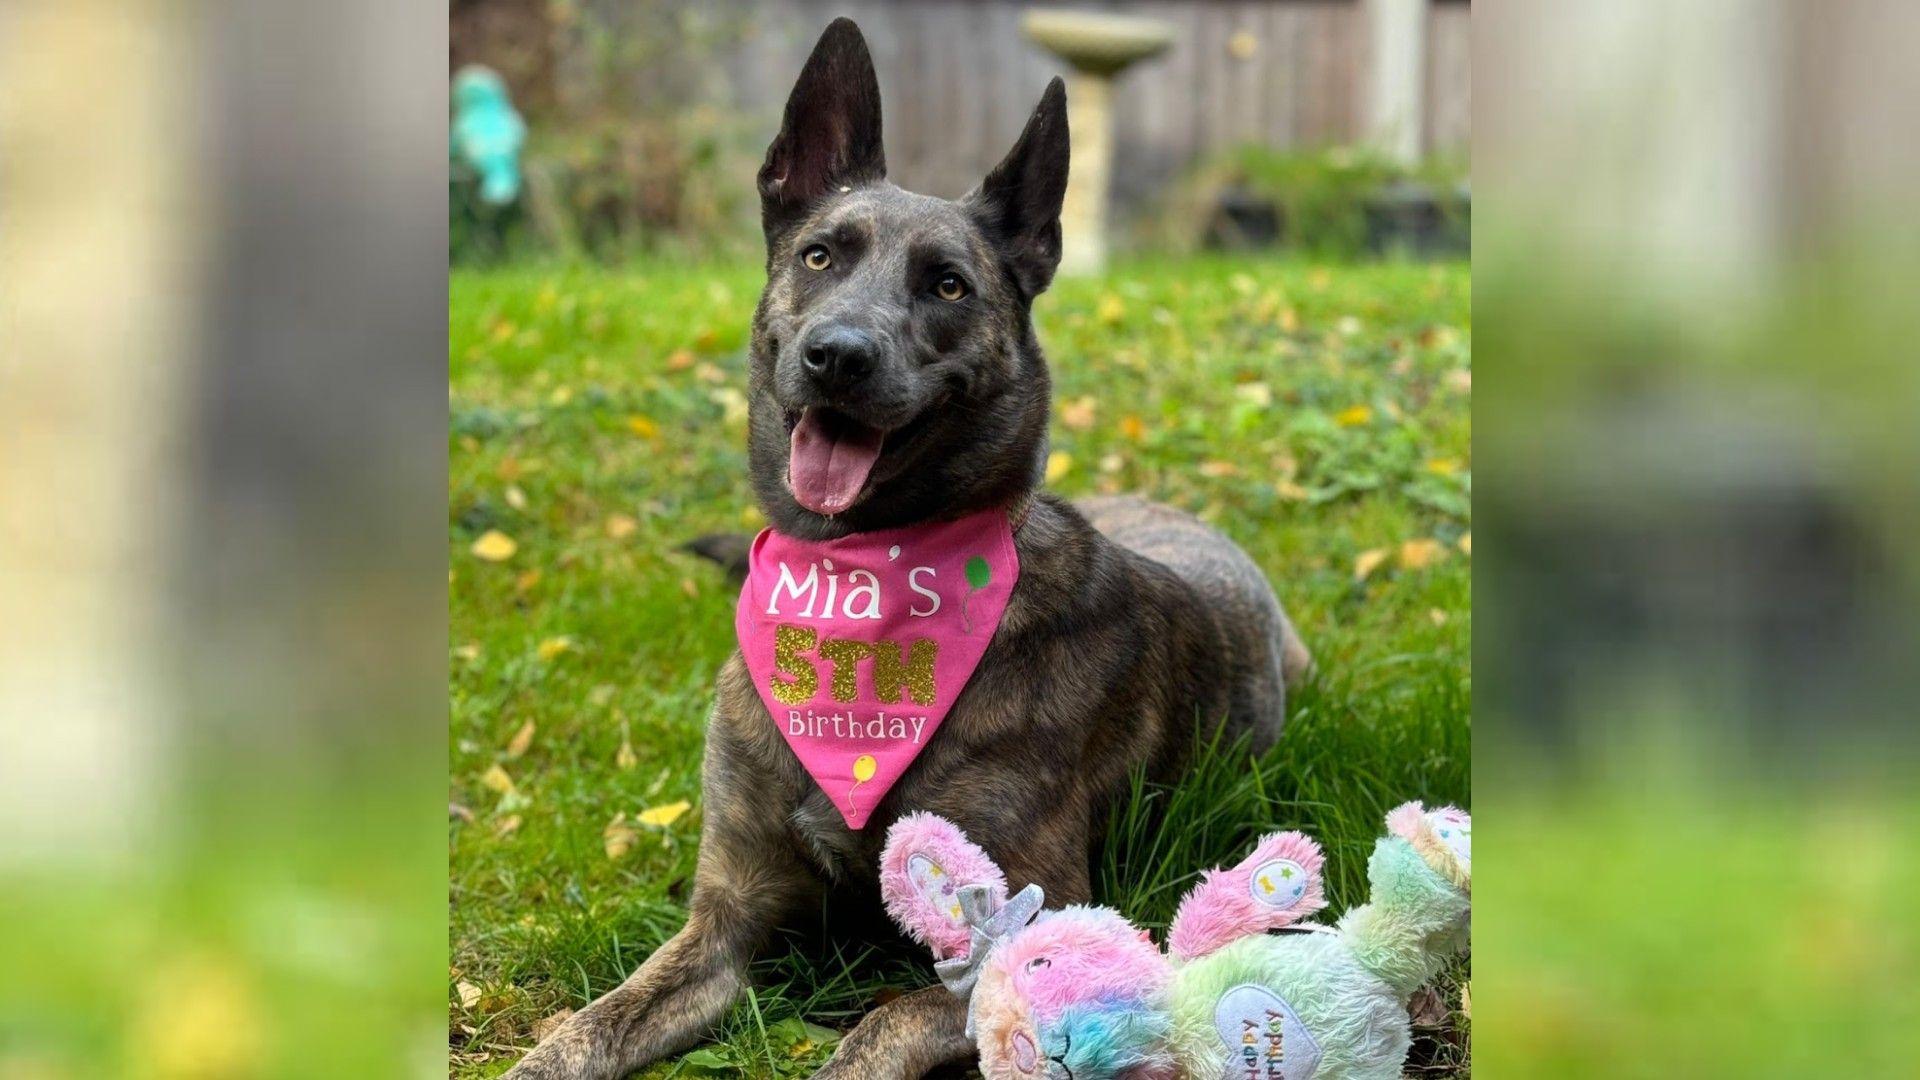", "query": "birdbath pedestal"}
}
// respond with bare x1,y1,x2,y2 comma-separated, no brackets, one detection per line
1022,10,1172,276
